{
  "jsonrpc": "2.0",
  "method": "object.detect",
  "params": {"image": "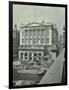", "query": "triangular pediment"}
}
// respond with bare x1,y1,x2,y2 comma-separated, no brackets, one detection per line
28,22,43,26
23,22,45,28
20,22,52,28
